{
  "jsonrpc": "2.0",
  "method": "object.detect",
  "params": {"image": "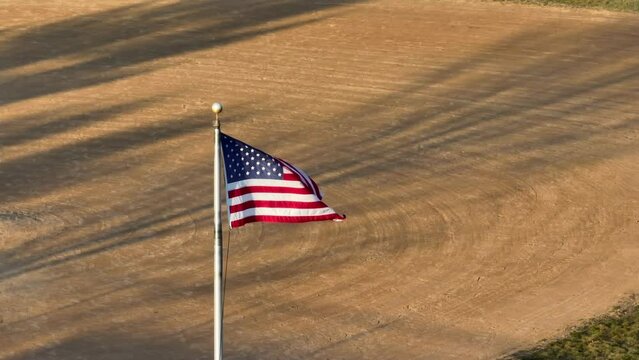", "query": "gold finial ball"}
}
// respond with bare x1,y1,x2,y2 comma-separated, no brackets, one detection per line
212,102,223,114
